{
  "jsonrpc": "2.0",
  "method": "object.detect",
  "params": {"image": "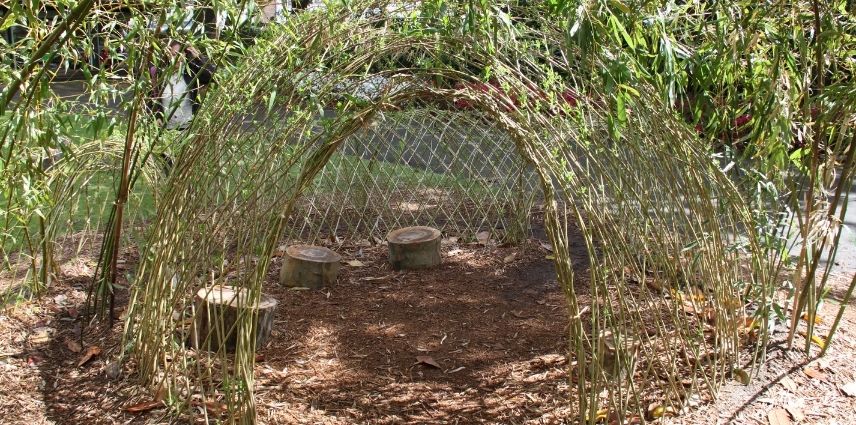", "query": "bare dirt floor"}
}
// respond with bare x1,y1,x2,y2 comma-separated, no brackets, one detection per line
1,231,855,424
